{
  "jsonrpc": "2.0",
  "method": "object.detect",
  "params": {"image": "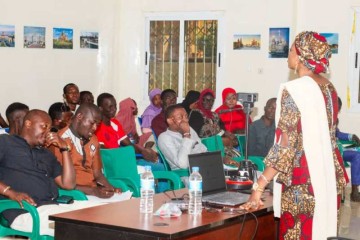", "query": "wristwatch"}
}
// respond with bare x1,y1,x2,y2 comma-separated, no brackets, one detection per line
59,145,72,152
252,182,264,193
